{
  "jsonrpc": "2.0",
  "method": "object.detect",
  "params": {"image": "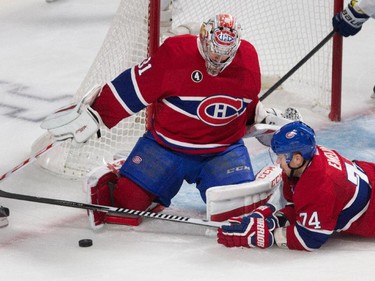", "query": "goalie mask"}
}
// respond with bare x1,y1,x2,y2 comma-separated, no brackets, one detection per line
271,121,317,163
198,13,241,76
